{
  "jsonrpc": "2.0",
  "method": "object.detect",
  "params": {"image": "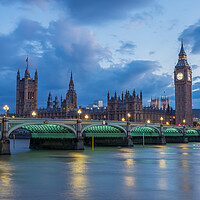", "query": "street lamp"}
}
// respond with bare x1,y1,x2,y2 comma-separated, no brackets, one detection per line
77,109,82,119
183,119,186,126
85,114,89,120
3,105,9,117
122,117,125,122
160,117,163,125
147,120,151,124
166,122,169,125
127,113,131,121
32,111,37,118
